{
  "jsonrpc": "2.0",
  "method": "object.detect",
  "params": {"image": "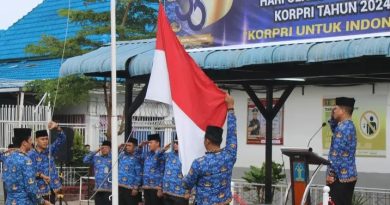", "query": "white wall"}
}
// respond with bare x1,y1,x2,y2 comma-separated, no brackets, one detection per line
231,83,390,174
56,92,127,149
56,84,390,174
